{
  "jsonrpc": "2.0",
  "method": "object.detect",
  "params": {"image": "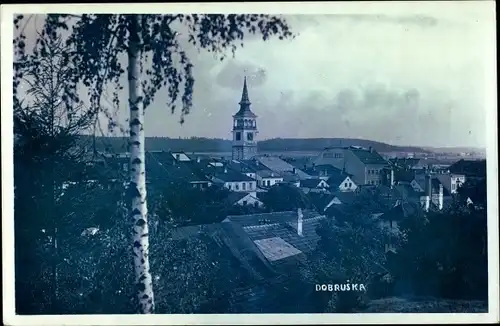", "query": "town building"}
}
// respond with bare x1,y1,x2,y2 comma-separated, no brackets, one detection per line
232,77,258,160
448,159,486,179
312,146,389,185
436,173,466,194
